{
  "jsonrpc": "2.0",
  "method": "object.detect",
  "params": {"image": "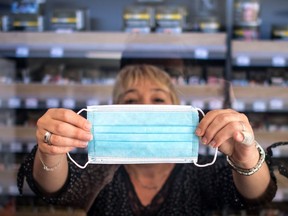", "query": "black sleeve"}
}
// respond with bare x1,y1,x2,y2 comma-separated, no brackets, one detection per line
198,155,277,212
17,145,120,211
